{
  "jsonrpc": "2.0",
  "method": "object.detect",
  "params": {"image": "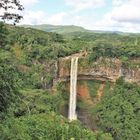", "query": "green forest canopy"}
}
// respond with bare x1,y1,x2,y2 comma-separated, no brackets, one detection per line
0,22,140,140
